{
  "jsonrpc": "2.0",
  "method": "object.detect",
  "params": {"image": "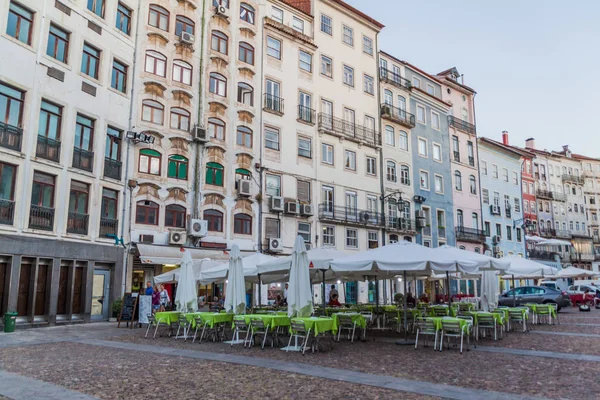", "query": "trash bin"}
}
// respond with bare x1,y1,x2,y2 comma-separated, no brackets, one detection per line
3,312,18,333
